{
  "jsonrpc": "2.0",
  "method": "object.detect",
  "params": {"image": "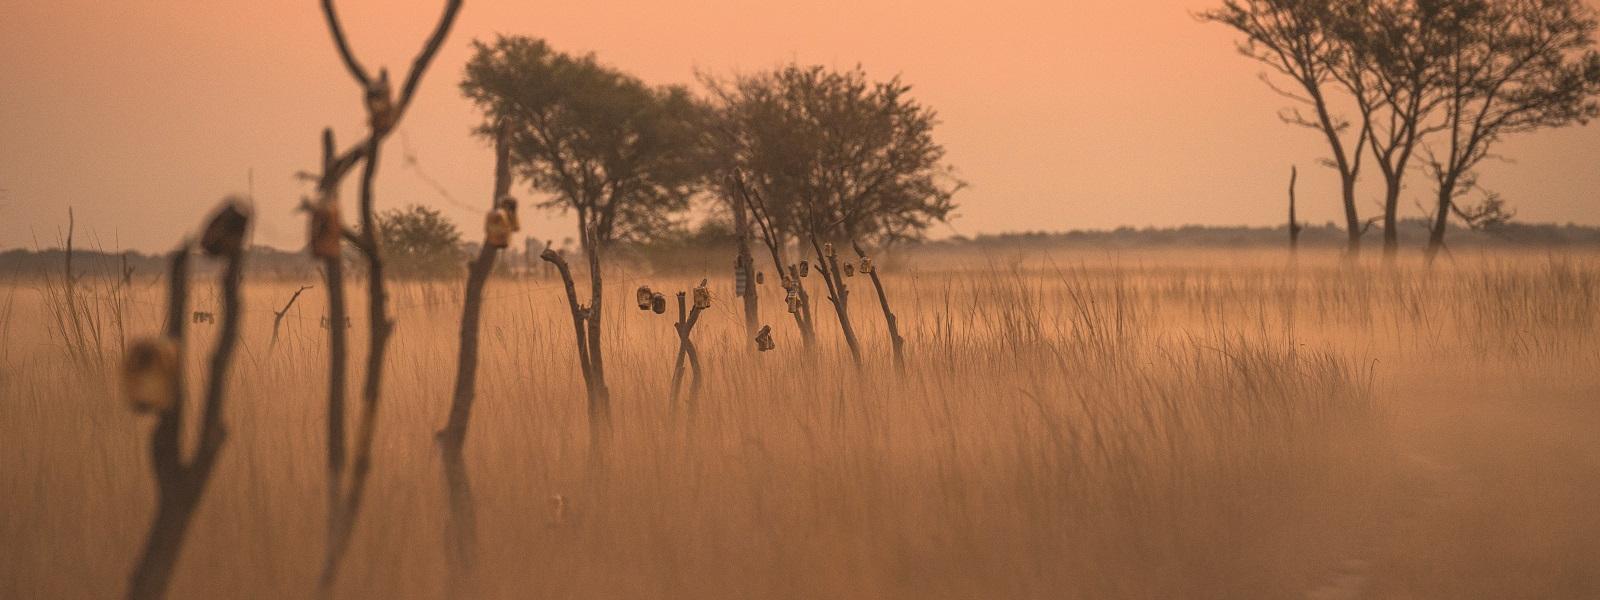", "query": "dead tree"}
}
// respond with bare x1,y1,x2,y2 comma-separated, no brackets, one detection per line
541,239,611,464
123,201,250,600
732,172,815,349
1288,165,1303,252
852,241,904,372
435,123,514,594
729,178,759,339
807,235,862,366
307,0,463,594
664,282,710,417
269,285,312,350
